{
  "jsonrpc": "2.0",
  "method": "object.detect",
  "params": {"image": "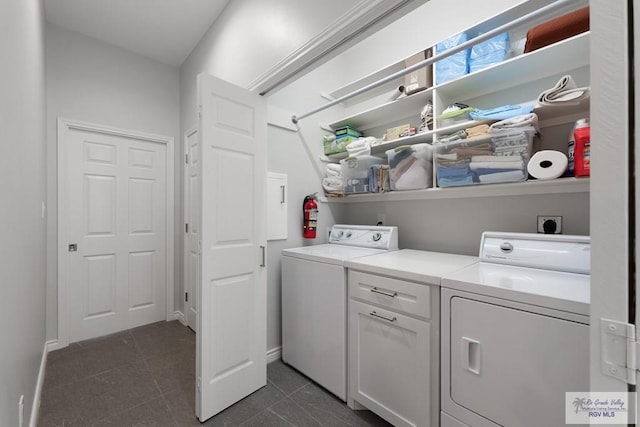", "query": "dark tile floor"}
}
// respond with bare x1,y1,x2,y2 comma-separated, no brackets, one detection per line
39,321,391,426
